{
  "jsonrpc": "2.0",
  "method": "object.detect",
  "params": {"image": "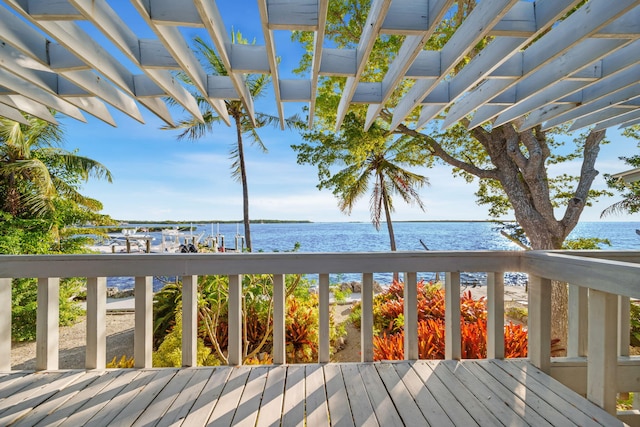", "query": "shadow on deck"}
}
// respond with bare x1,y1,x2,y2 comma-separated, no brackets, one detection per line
0,360,623,426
